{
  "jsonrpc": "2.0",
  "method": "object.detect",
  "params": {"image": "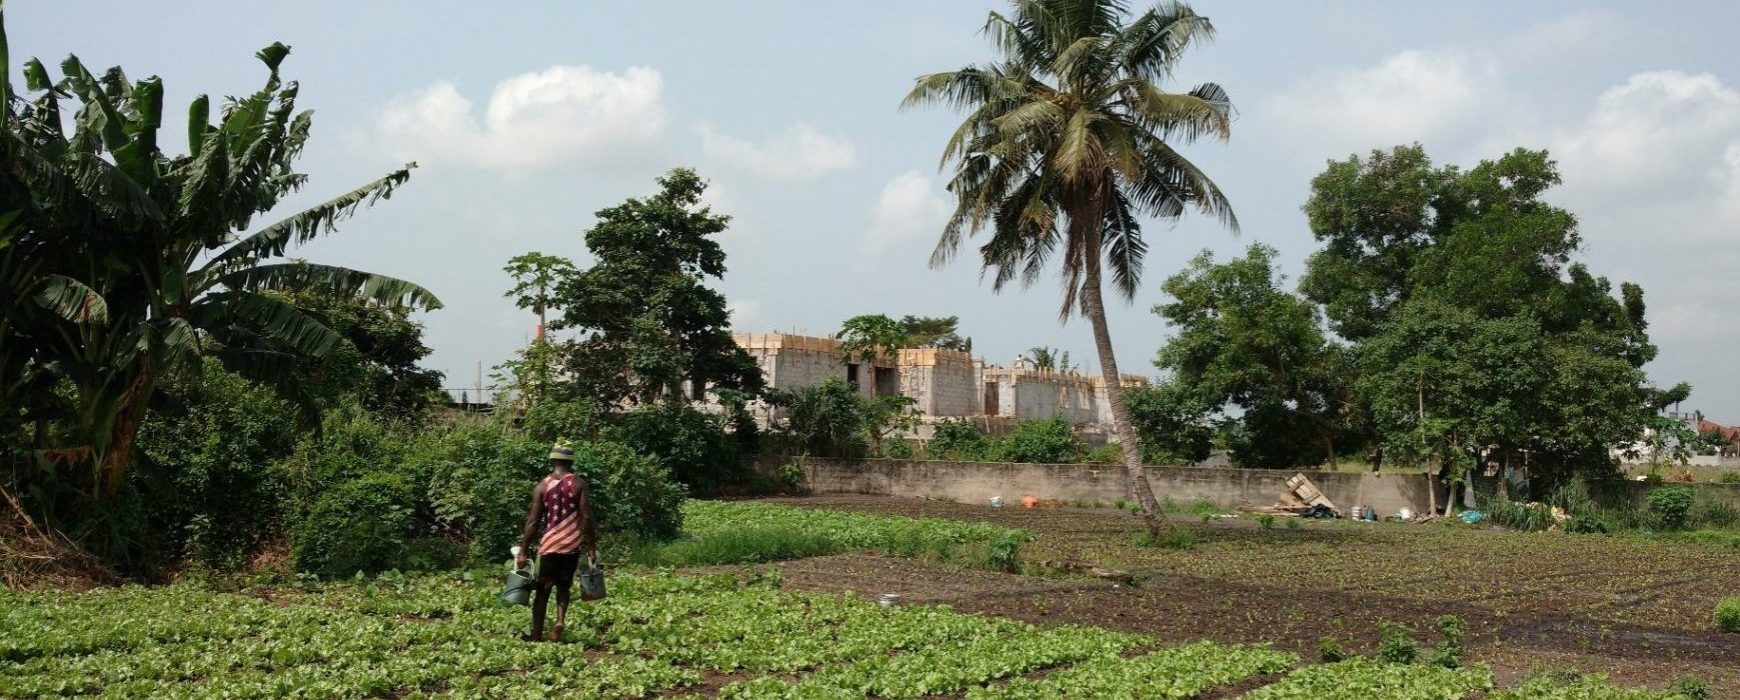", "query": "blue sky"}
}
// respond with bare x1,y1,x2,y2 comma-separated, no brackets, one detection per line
10,2,1740,418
